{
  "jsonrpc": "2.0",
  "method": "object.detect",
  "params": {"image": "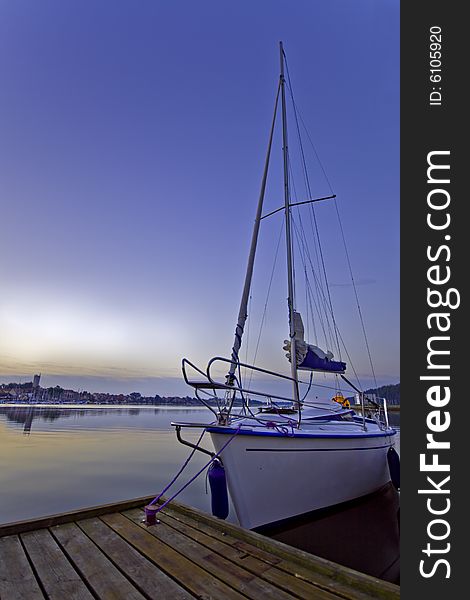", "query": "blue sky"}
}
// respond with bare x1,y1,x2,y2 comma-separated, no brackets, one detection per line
0,1,399,396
